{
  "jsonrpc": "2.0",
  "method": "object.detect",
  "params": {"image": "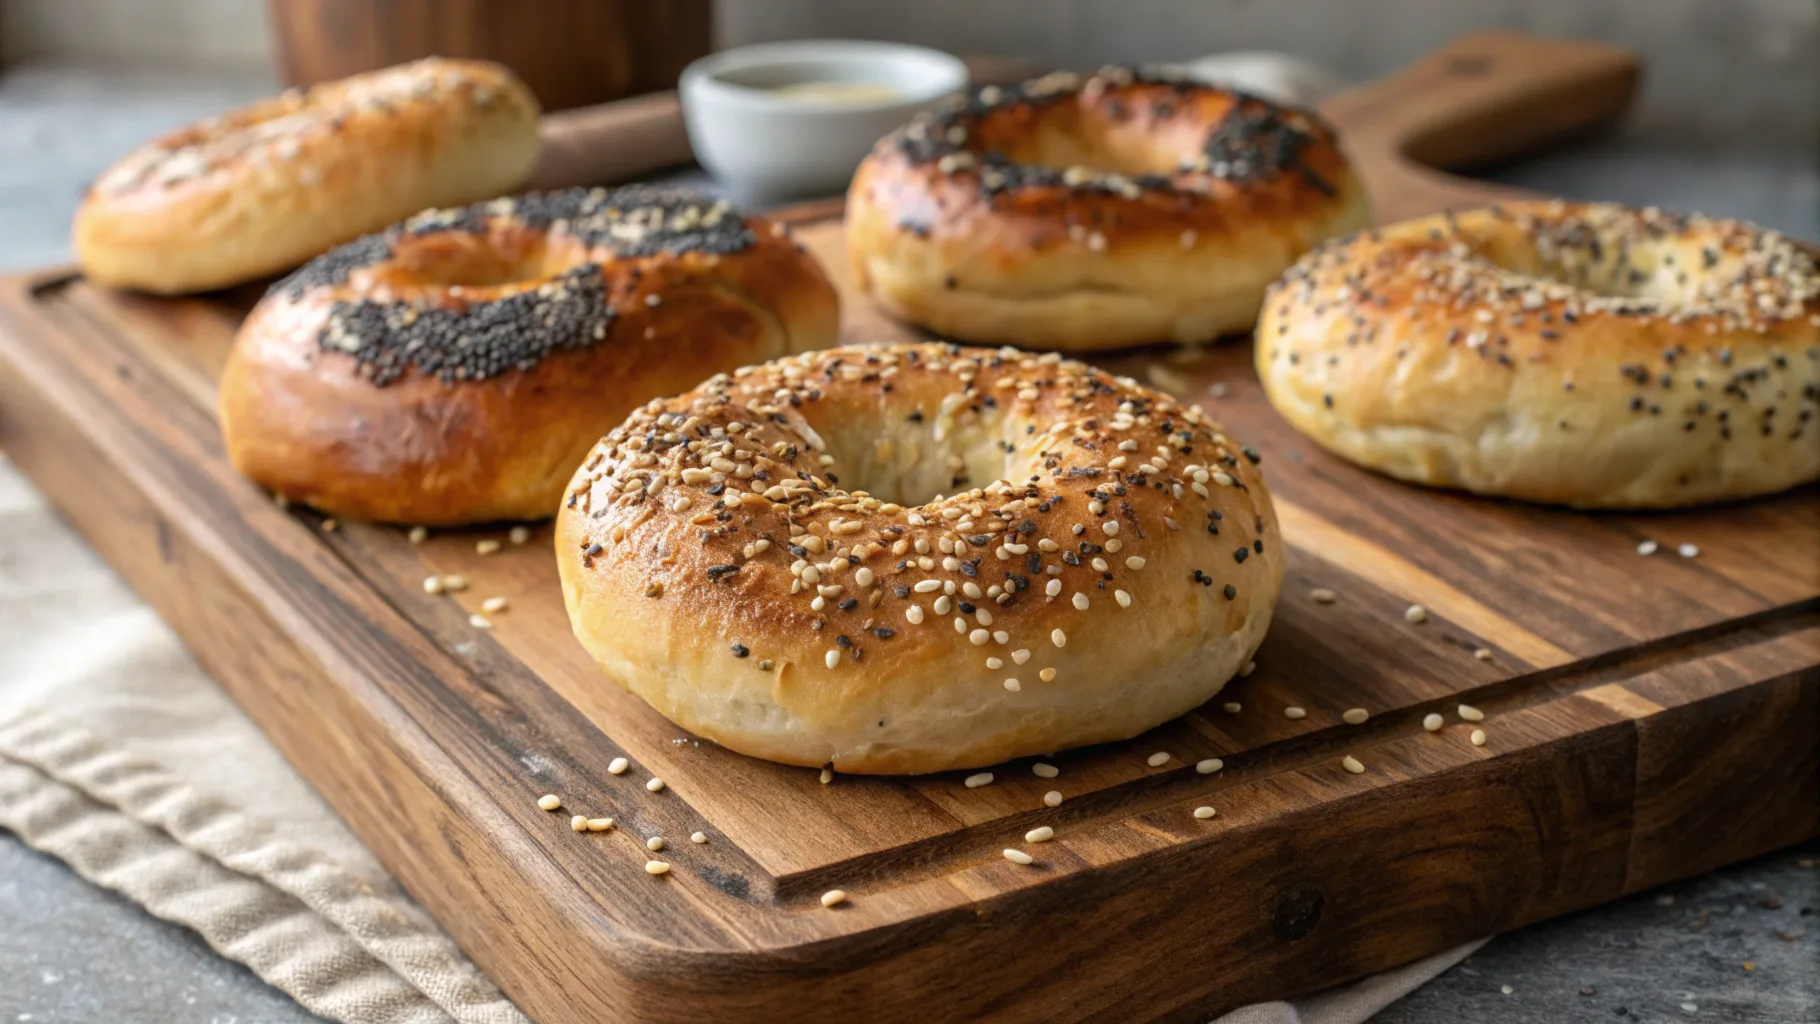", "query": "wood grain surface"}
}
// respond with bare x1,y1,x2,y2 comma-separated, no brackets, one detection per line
1,32,1815,1024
